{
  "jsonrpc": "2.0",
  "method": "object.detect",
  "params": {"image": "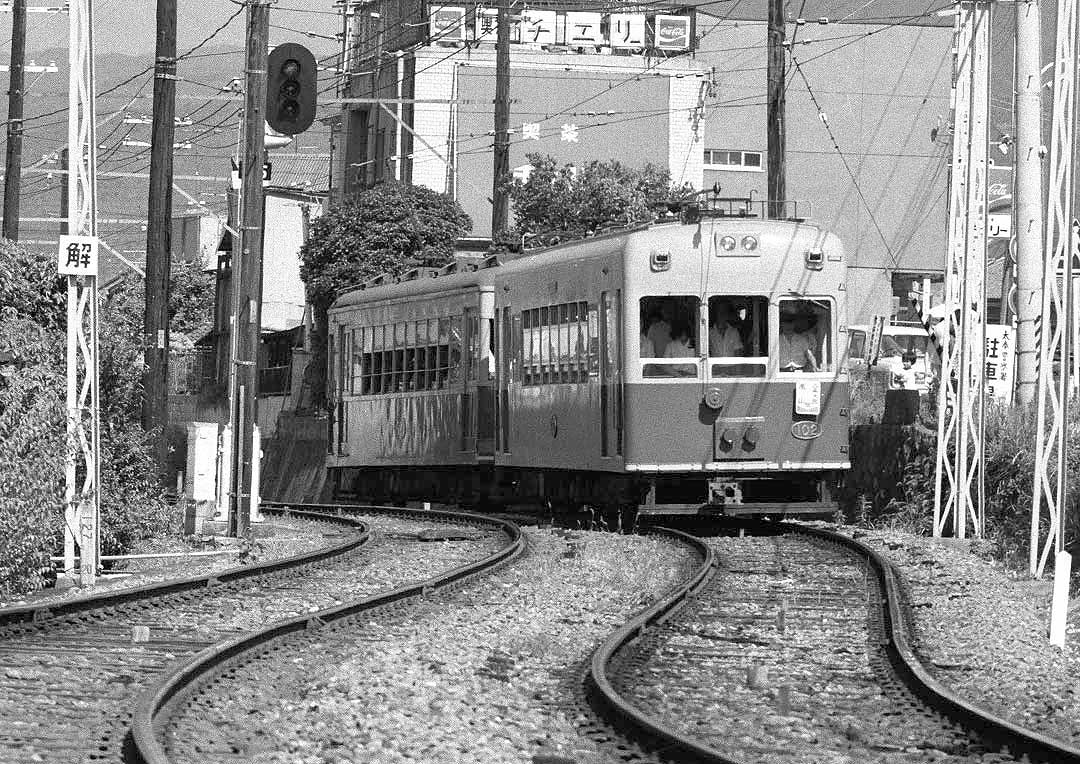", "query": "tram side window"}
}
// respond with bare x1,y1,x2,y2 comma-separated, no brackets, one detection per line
353,316,464,395
778,298,833,372
708,296,768,378
521,301,589,386
639,296,700,378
